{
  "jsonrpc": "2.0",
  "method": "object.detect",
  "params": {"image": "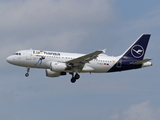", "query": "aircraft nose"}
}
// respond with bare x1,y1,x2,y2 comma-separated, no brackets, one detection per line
6,56,13,63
